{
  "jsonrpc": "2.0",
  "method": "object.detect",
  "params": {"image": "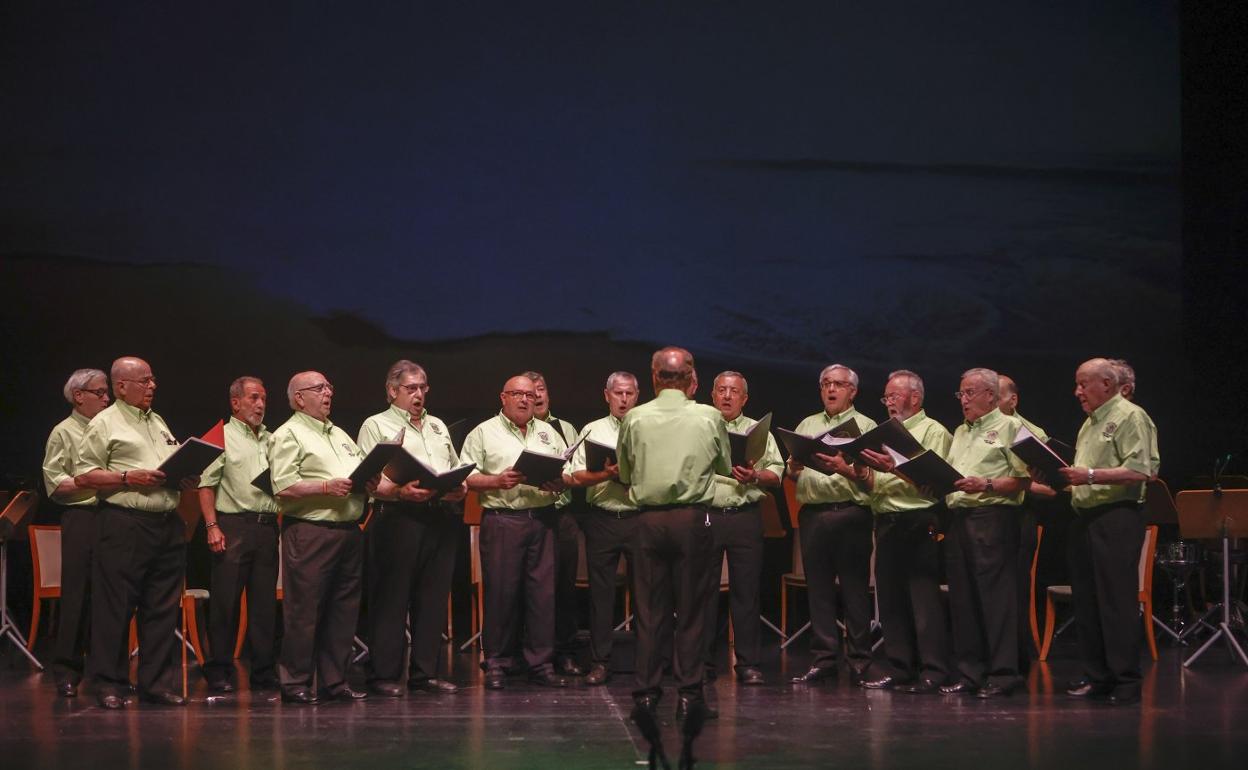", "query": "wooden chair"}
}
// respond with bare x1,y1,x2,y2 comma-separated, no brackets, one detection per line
129,585,210,665
1028,524,1045,654
27,525,62,649
1039,523,1159,661
780,477,805,642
